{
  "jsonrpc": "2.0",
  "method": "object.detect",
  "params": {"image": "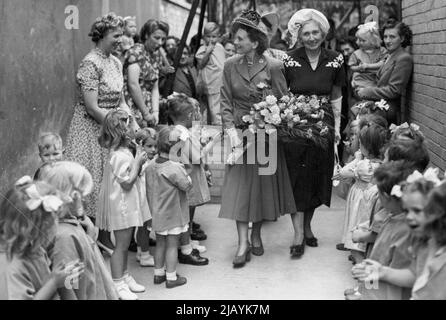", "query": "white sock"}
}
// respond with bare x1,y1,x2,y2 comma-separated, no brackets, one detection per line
181,244,193,255
166,271,177,281
141,251,153,258
154,268,166,276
